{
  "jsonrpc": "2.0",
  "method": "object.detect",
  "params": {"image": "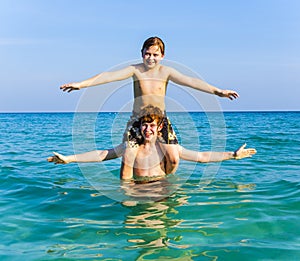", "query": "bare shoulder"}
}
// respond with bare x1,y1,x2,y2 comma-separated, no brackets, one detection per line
130,63,144,71
156,65,178,79
159,64,173,72
160,64,180,75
